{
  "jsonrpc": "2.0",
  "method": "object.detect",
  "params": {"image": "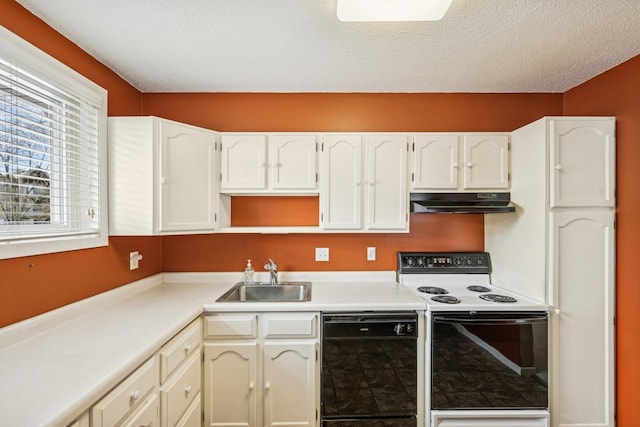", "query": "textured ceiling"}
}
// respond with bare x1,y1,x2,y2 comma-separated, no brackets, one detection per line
13,0,640,93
